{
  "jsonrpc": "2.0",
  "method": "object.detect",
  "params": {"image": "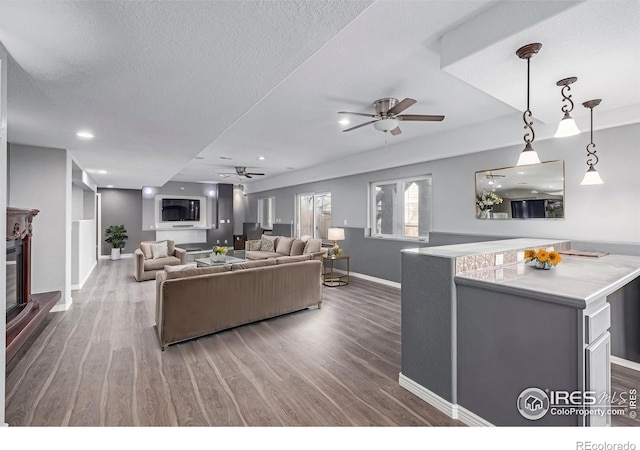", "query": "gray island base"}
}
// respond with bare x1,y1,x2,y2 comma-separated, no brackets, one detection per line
400,238,640,426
